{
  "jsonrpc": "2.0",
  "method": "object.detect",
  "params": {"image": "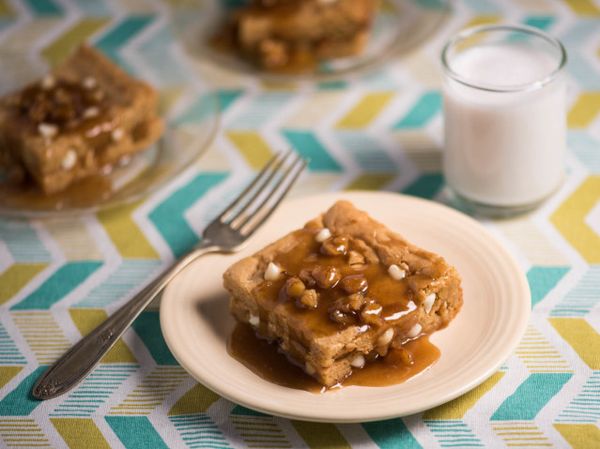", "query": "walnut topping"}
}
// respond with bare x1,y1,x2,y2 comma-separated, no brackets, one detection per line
311,265,340,289
321,236,349,256
329,308,355,326
348,250,365,266
360,301,383,327
340,274,368,294
396,347,414,366
298,268,316,287
298,289,318,309
284,277,305,298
